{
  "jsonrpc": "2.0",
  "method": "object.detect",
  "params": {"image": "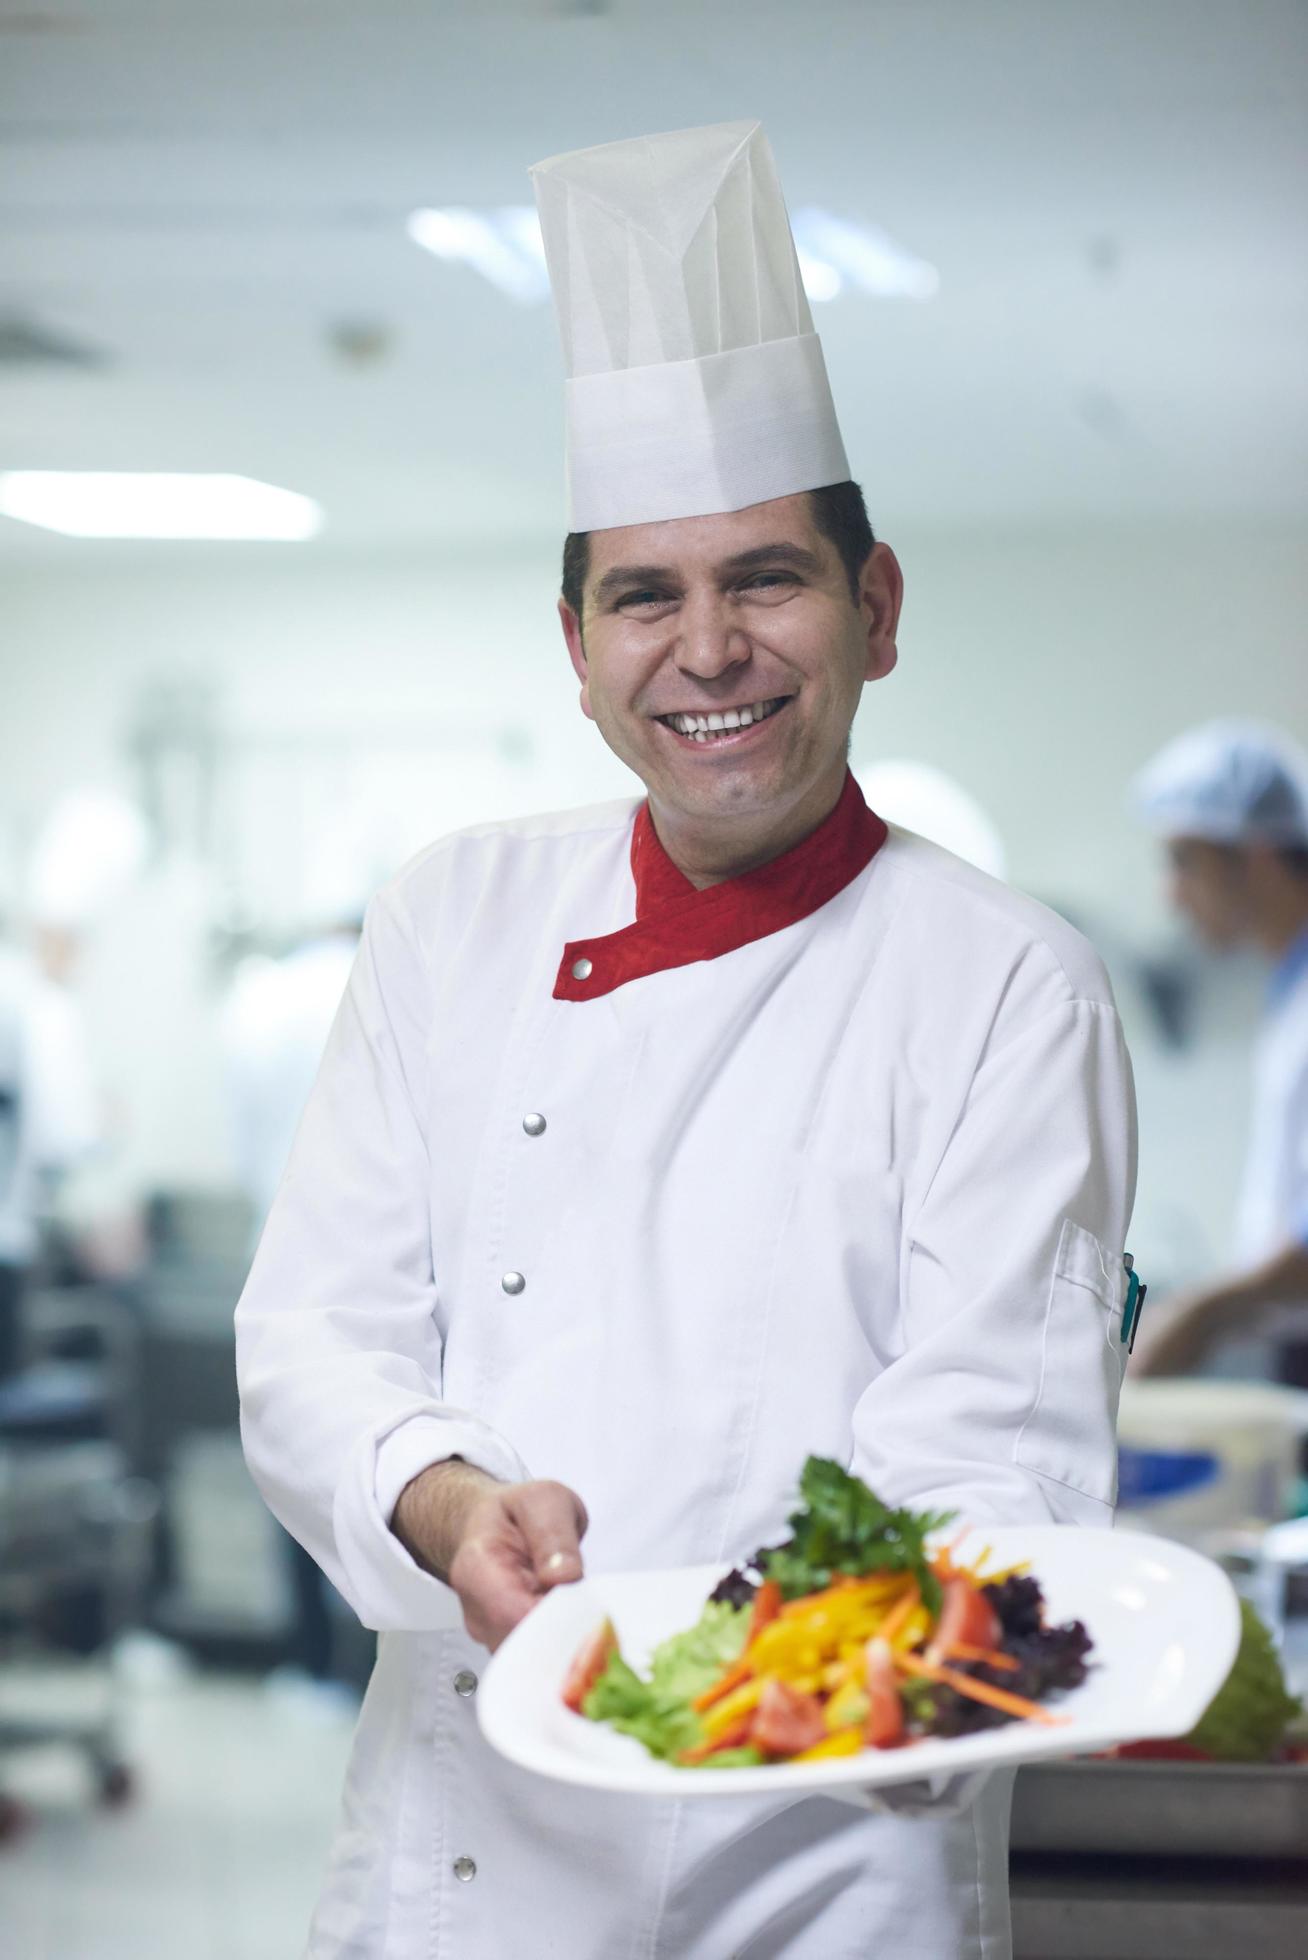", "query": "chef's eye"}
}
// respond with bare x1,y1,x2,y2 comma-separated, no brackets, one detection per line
617,589,671,610
739,572,796,592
